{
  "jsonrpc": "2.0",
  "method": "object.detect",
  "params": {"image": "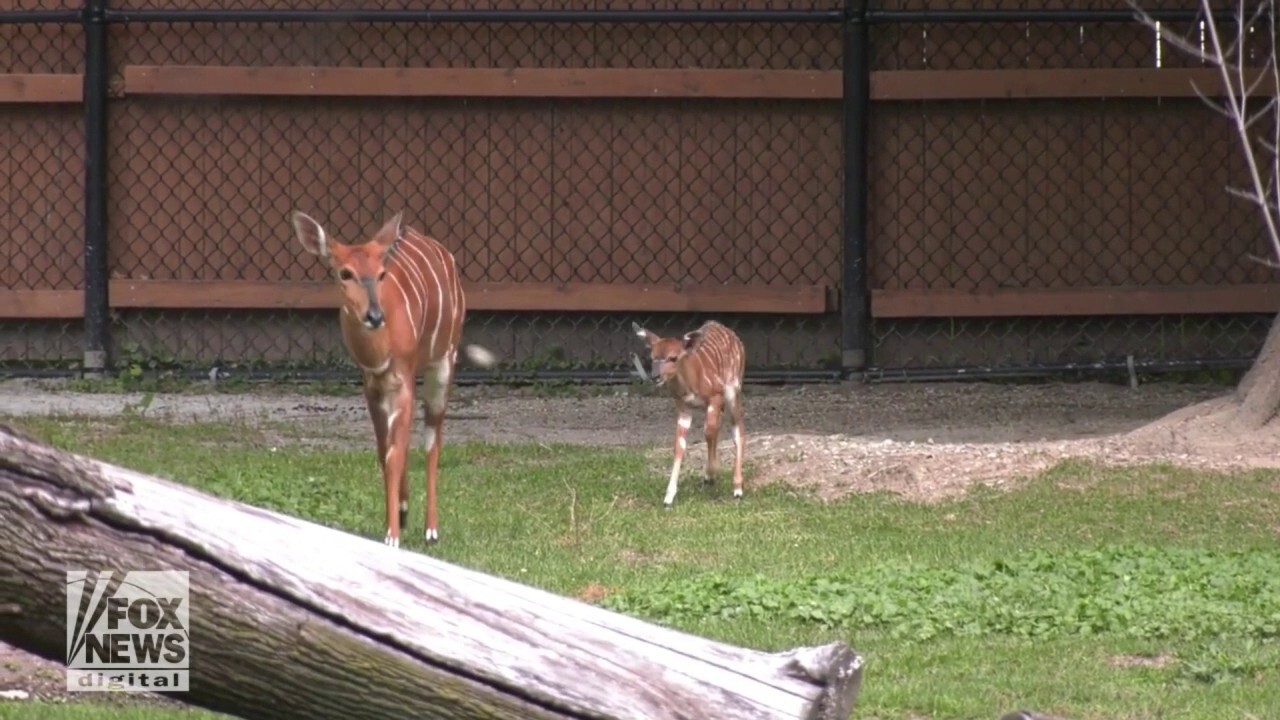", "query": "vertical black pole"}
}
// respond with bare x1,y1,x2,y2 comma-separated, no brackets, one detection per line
840,0,871,374
82,0,110,375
